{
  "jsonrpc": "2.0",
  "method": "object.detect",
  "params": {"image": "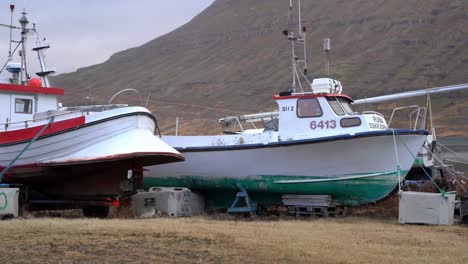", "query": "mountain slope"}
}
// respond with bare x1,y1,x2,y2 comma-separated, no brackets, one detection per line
53,0,468,135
